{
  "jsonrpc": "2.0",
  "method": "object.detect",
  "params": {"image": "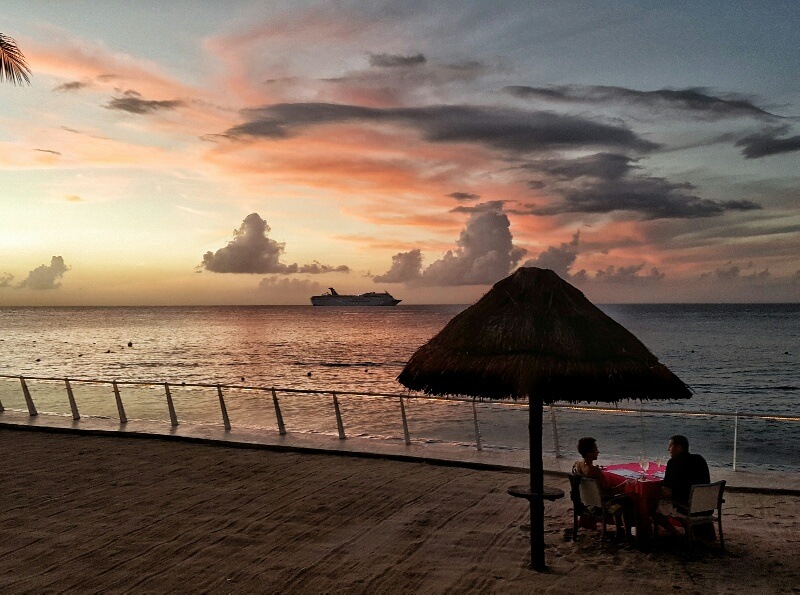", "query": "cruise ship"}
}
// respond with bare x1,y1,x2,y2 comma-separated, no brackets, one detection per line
310,288,401,307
